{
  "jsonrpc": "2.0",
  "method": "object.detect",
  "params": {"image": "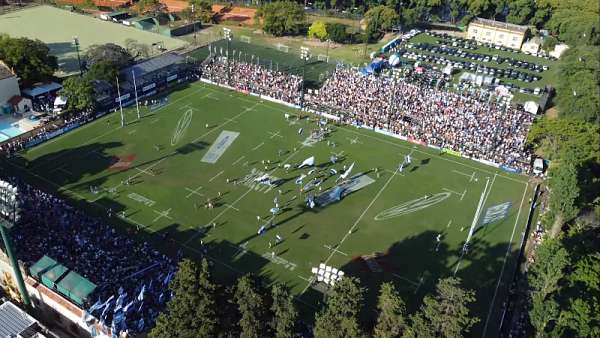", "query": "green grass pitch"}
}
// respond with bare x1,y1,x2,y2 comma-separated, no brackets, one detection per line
3,82,533,336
